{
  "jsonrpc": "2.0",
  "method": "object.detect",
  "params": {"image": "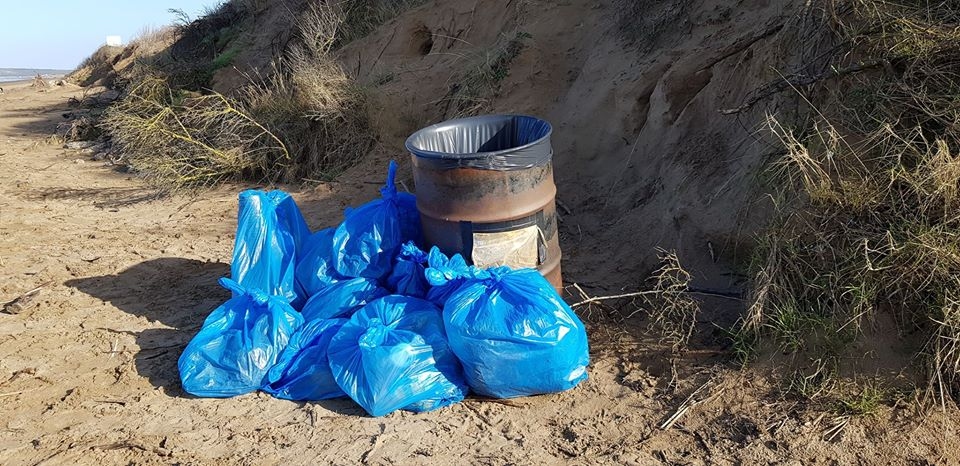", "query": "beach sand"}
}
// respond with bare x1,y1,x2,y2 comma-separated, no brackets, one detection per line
1,78,959,465
0,76,68,93
0,80,34,89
